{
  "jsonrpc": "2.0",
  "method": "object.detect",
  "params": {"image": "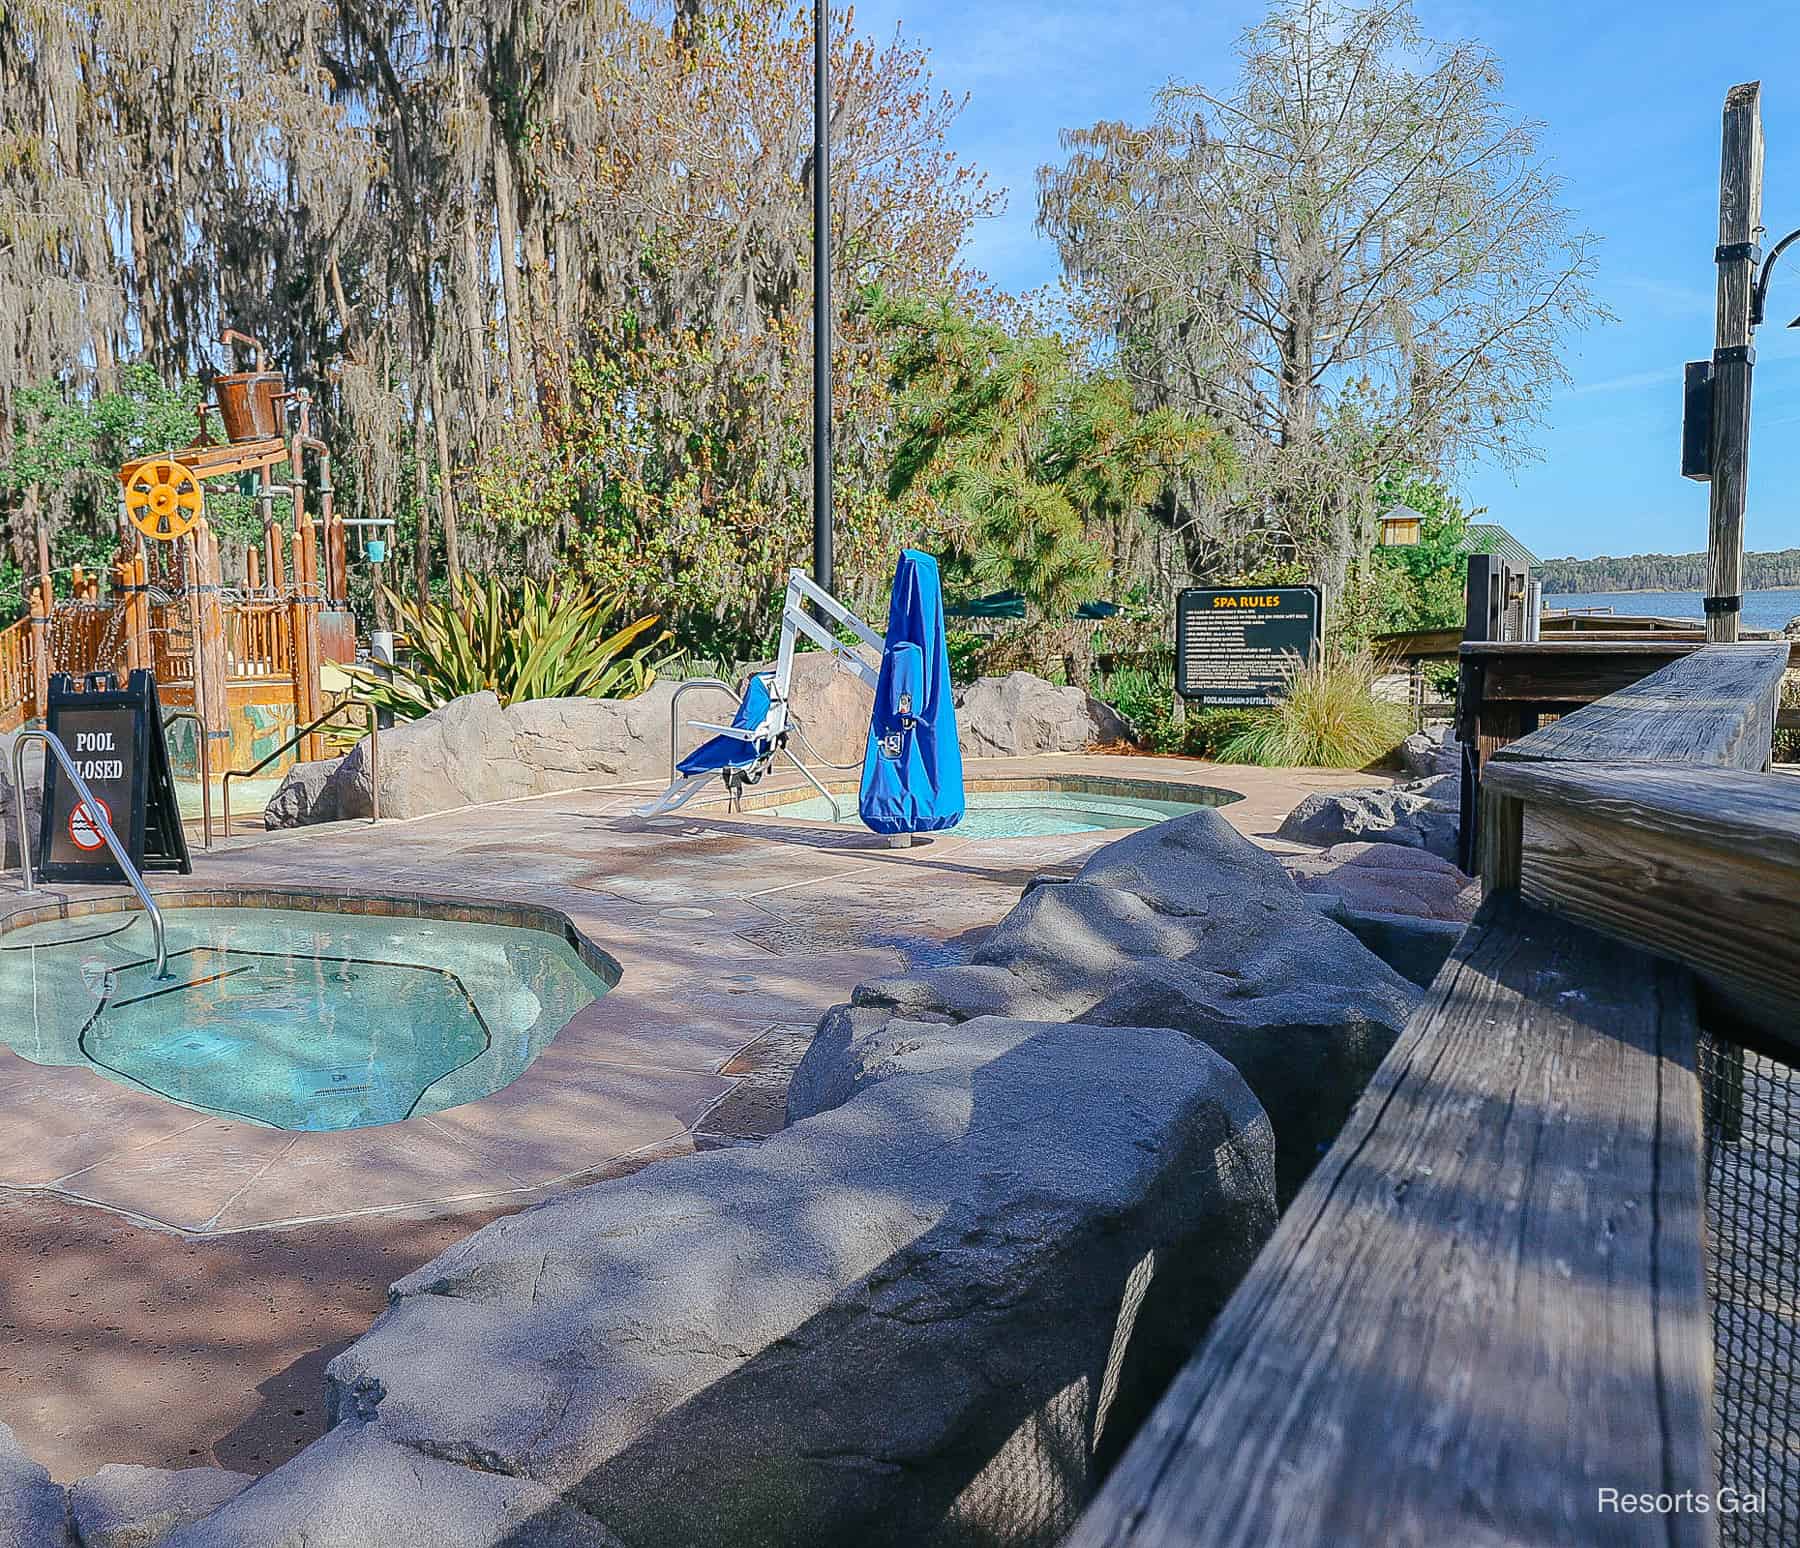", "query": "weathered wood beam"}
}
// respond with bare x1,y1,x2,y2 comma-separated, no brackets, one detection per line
1483,758,1800,1047
1707,82,1763,645
1064,896,1712,1548
1490,642,1788,771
